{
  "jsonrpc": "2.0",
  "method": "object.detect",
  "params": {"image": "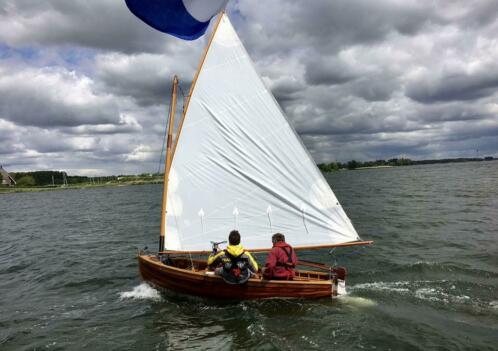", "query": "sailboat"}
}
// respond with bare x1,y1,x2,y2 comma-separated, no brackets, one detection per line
138,13,372,299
